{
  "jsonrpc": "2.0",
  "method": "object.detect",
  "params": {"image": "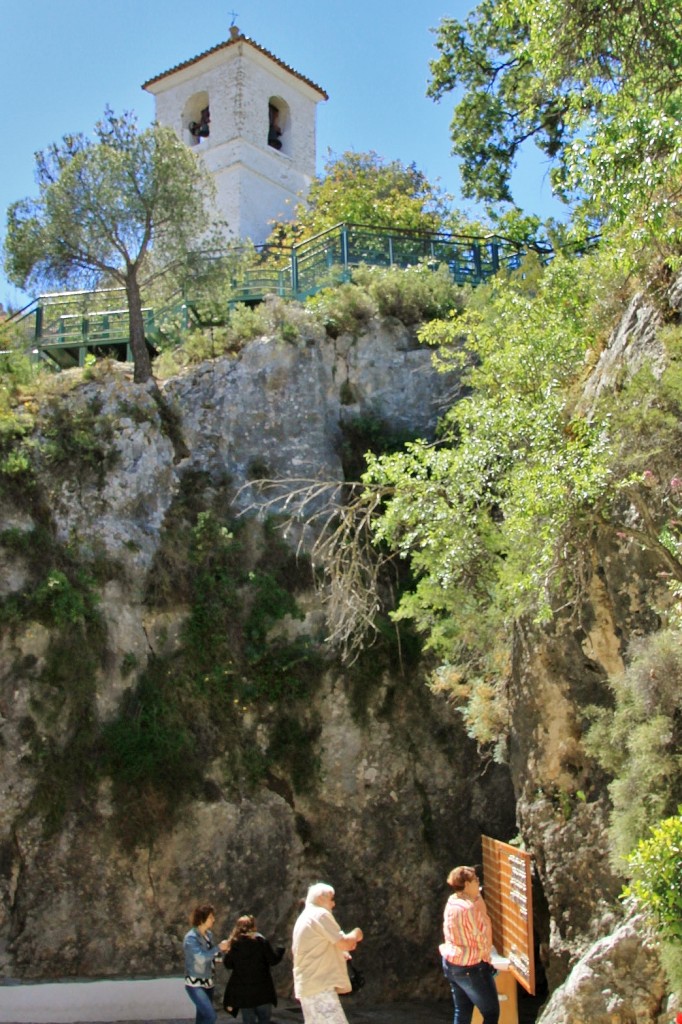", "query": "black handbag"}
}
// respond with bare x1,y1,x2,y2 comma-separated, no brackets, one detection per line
348,962,365,993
